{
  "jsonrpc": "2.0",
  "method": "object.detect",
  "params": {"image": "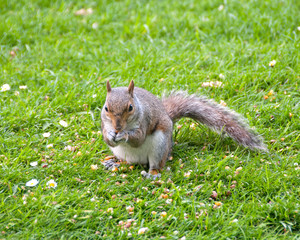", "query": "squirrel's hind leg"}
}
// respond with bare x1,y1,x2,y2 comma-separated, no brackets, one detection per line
142,129,172,179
